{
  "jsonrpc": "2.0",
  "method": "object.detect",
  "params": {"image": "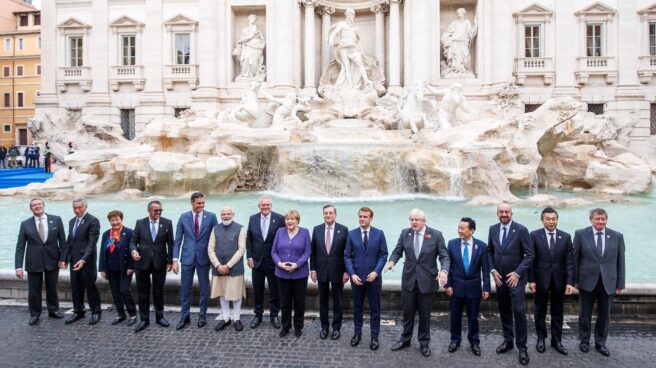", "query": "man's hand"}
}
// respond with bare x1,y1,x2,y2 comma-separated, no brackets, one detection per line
101,272,107,279
528,282,536,293
127,269,134,277
437,271,448,287
247,258,254,268
218,265,230,275
482,291,490,300
131,250,141,261
616,288,623,295
310,271,317,283
351,274,363,286
507,272,520,288
445,287,453,297
384,261,395,273
491,271,503,287
366,271,378,283
72,260,85,272
166,264,172,272
15,269,24,279
342,272,350,284
171,261,179,275
58,261,67,269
